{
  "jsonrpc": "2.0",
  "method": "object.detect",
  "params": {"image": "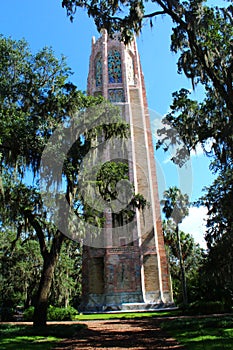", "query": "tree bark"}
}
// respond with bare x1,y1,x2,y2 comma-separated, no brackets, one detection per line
33,232,65,327
33,254,57,327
